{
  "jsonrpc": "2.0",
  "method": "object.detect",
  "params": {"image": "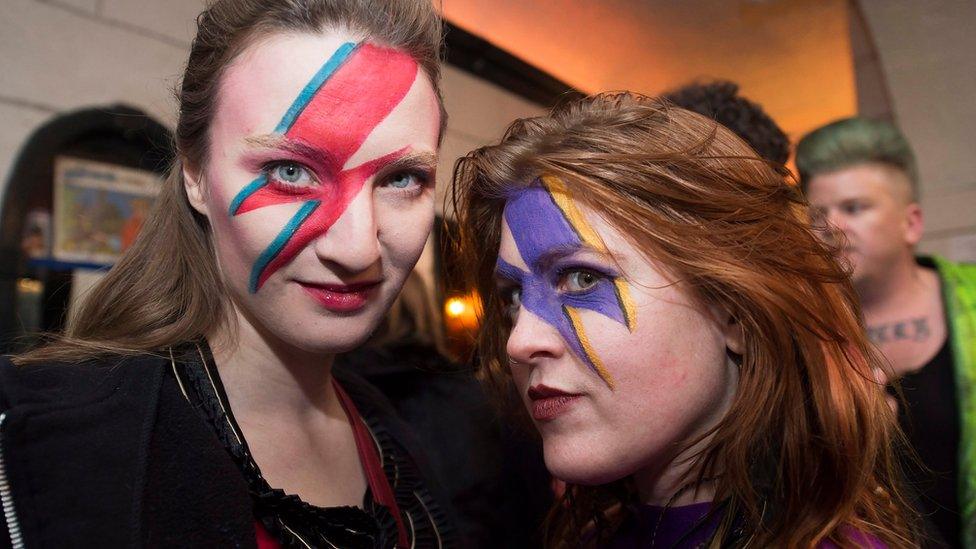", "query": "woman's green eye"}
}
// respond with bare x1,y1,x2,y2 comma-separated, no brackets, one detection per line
561,270,601,293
